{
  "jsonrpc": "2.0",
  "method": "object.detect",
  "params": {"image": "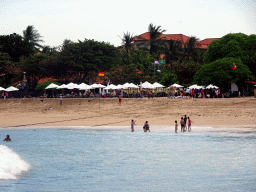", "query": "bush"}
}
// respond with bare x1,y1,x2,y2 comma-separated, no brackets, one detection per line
35,81,60,91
